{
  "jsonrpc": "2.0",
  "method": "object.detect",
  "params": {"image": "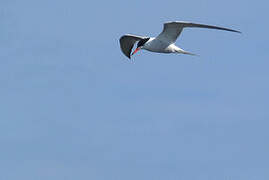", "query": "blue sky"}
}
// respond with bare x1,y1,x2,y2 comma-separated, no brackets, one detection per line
1,0,268,179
